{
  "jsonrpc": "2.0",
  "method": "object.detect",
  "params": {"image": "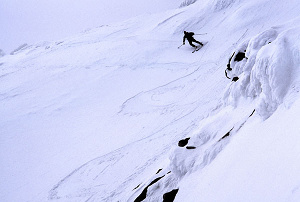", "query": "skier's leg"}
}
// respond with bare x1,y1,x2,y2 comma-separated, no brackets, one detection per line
193,39,203,46
188,40,196,47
